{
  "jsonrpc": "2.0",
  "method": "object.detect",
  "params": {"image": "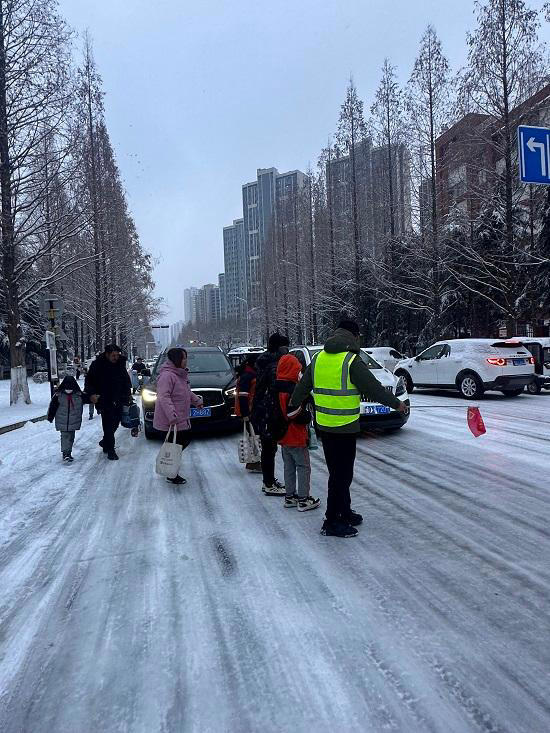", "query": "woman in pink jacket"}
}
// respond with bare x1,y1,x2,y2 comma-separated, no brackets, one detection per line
153,347,203,484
